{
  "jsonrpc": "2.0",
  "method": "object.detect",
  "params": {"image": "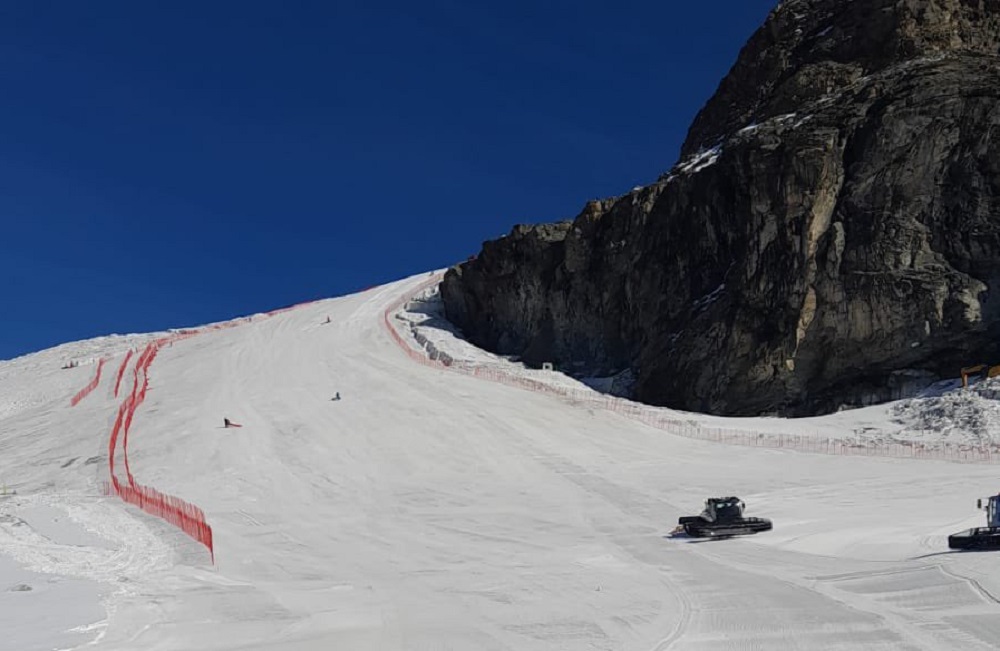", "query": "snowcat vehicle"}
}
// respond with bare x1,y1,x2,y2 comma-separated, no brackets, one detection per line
675,497,772,538
948,494,1000,549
